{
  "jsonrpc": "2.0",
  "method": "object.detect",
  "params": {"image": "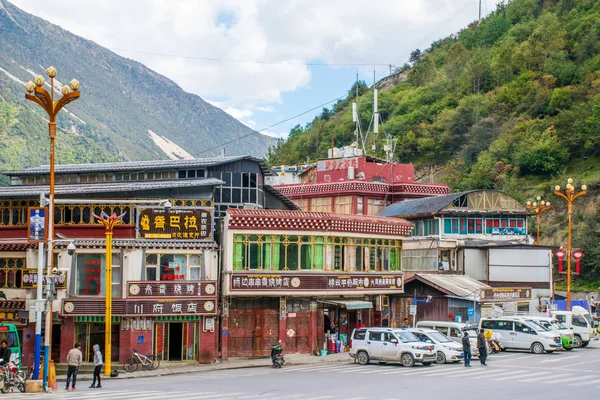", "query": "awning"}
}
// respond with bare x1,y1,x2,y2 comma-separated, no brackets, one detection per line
321,300,373,310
